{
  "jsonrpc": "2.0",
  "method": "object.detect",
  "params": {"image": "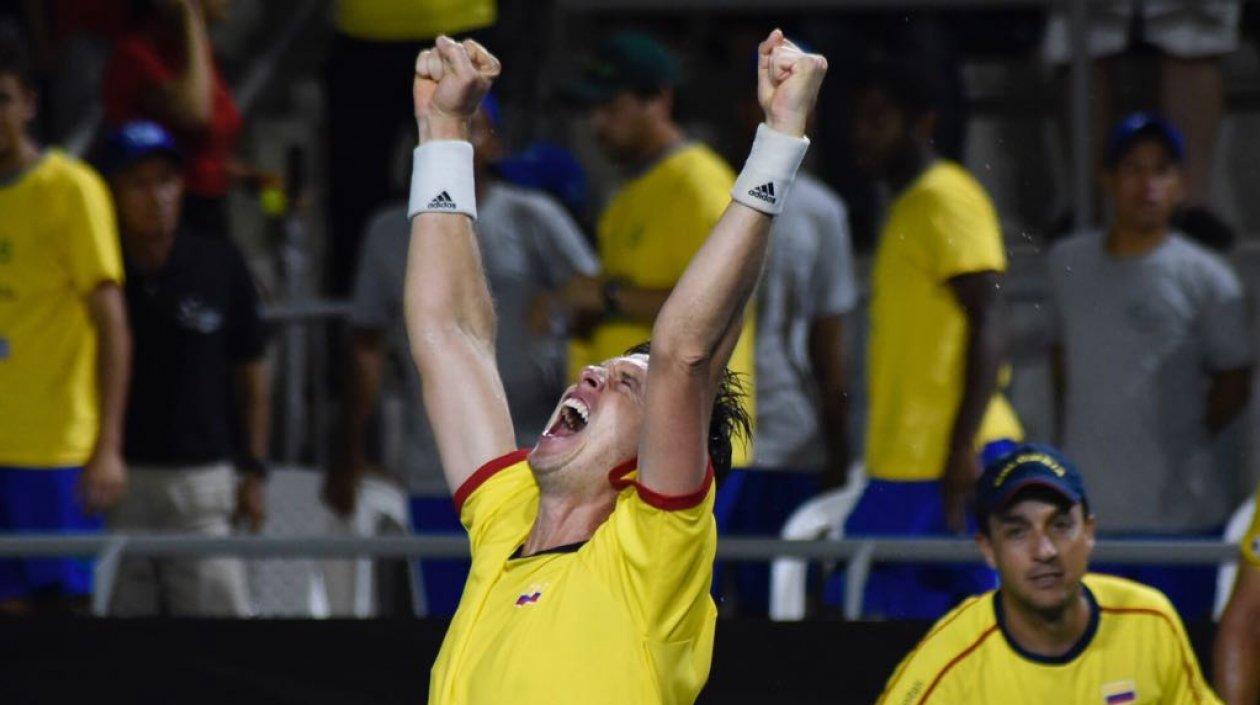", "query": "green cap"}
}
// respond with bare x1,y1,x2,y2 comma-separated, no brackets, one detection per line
565,31,680,106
